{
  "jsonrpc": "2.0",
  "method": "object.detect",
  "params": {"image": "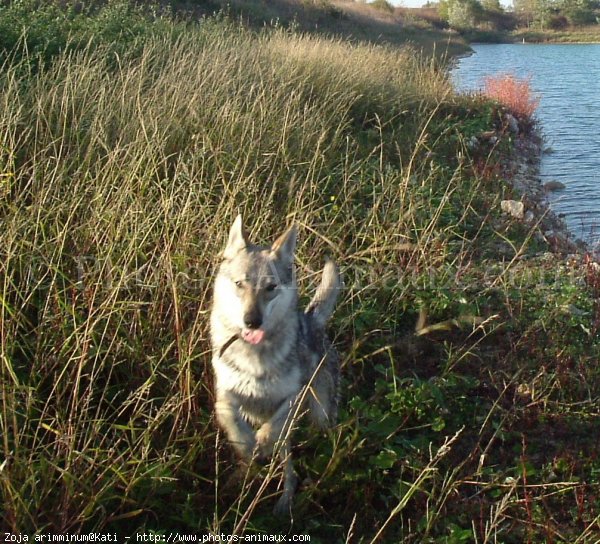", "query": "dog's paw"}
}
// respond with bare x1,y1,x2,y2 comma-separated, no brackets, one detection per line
255,423,274,459
272,493,293,517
